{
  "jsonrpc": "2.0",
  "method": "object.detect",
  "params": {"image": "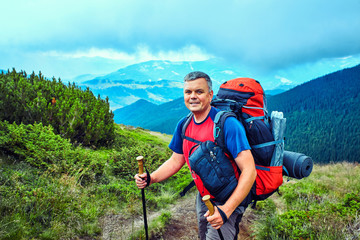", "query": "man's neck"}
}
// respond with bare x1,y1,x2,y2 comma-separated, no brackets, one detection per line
193,106,212,123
